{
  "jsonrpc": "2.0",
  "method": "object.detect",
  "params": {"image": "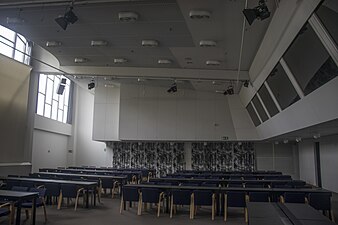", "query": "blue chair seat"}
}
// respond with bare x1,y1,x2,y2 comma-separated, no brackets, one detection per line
0,208,10,217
